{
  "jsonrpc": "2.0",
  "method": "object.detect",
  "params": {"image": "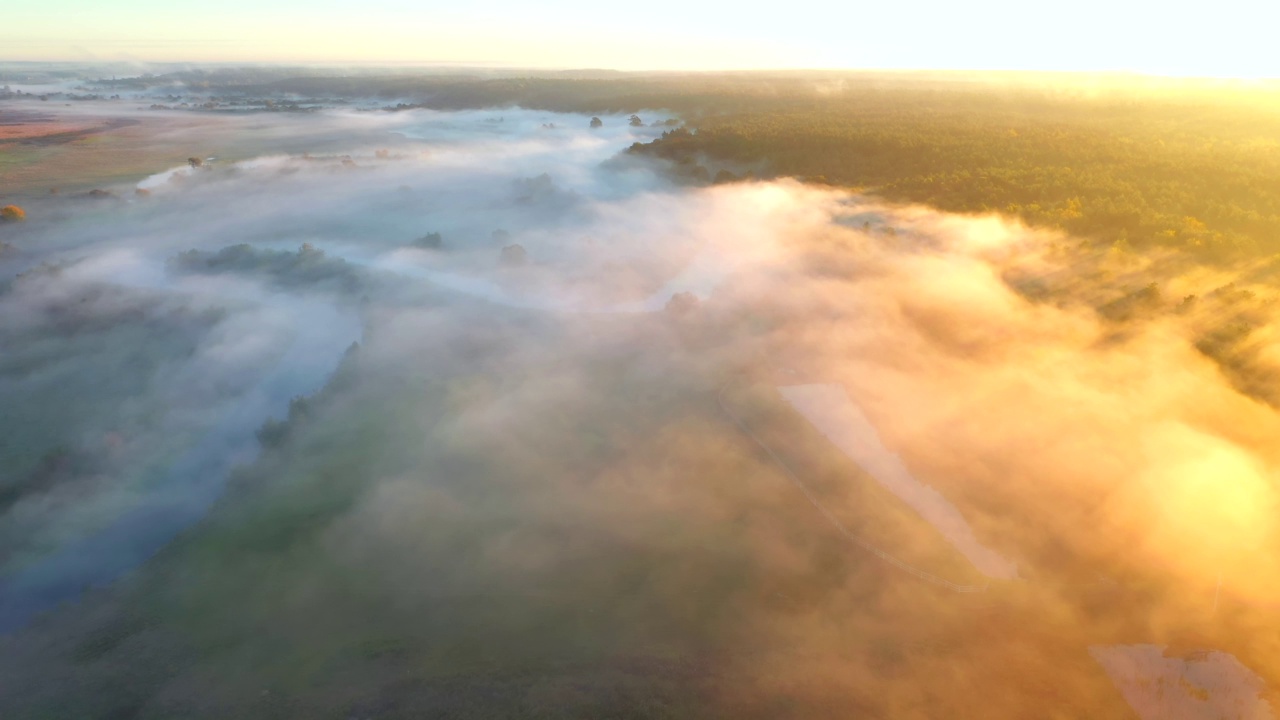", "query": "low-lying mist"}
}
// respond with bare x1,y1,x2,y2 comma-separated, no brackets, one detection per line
0,99,1275,717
